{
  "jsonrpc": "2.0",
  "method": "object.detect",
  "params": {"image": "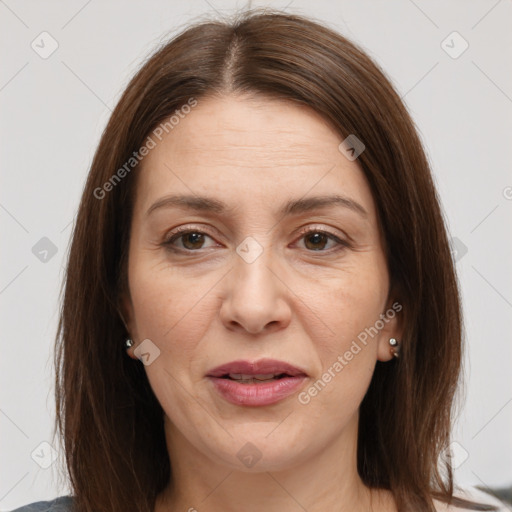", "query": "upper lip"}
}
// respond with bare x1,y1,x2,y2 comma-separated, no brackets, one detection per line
206,358,308,378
